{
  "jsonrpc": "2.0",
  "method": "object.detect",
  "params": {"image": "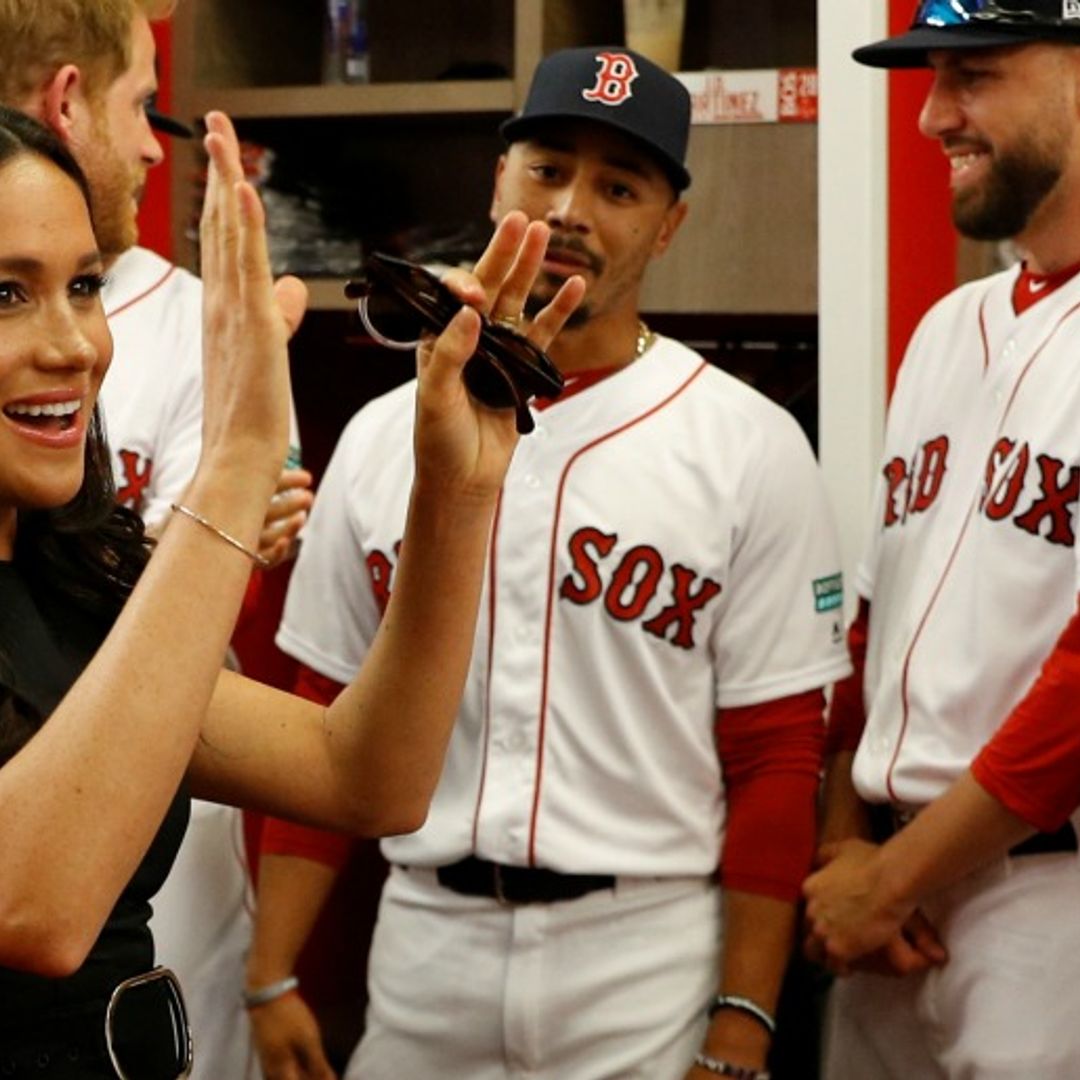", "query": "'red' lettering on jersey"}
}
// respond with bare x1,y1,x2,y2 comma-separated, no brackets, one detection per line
582,52,639,106
882,435,950,527
115,448,153,514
